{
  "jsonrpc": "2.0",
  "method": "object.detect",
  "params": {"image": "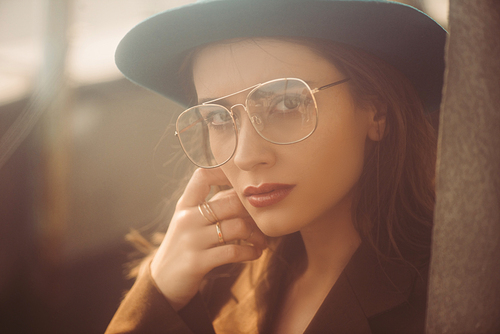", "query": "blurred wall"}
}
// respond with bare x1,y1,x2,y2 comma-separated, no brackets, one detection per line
66,79,181,261
0,78,187,333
